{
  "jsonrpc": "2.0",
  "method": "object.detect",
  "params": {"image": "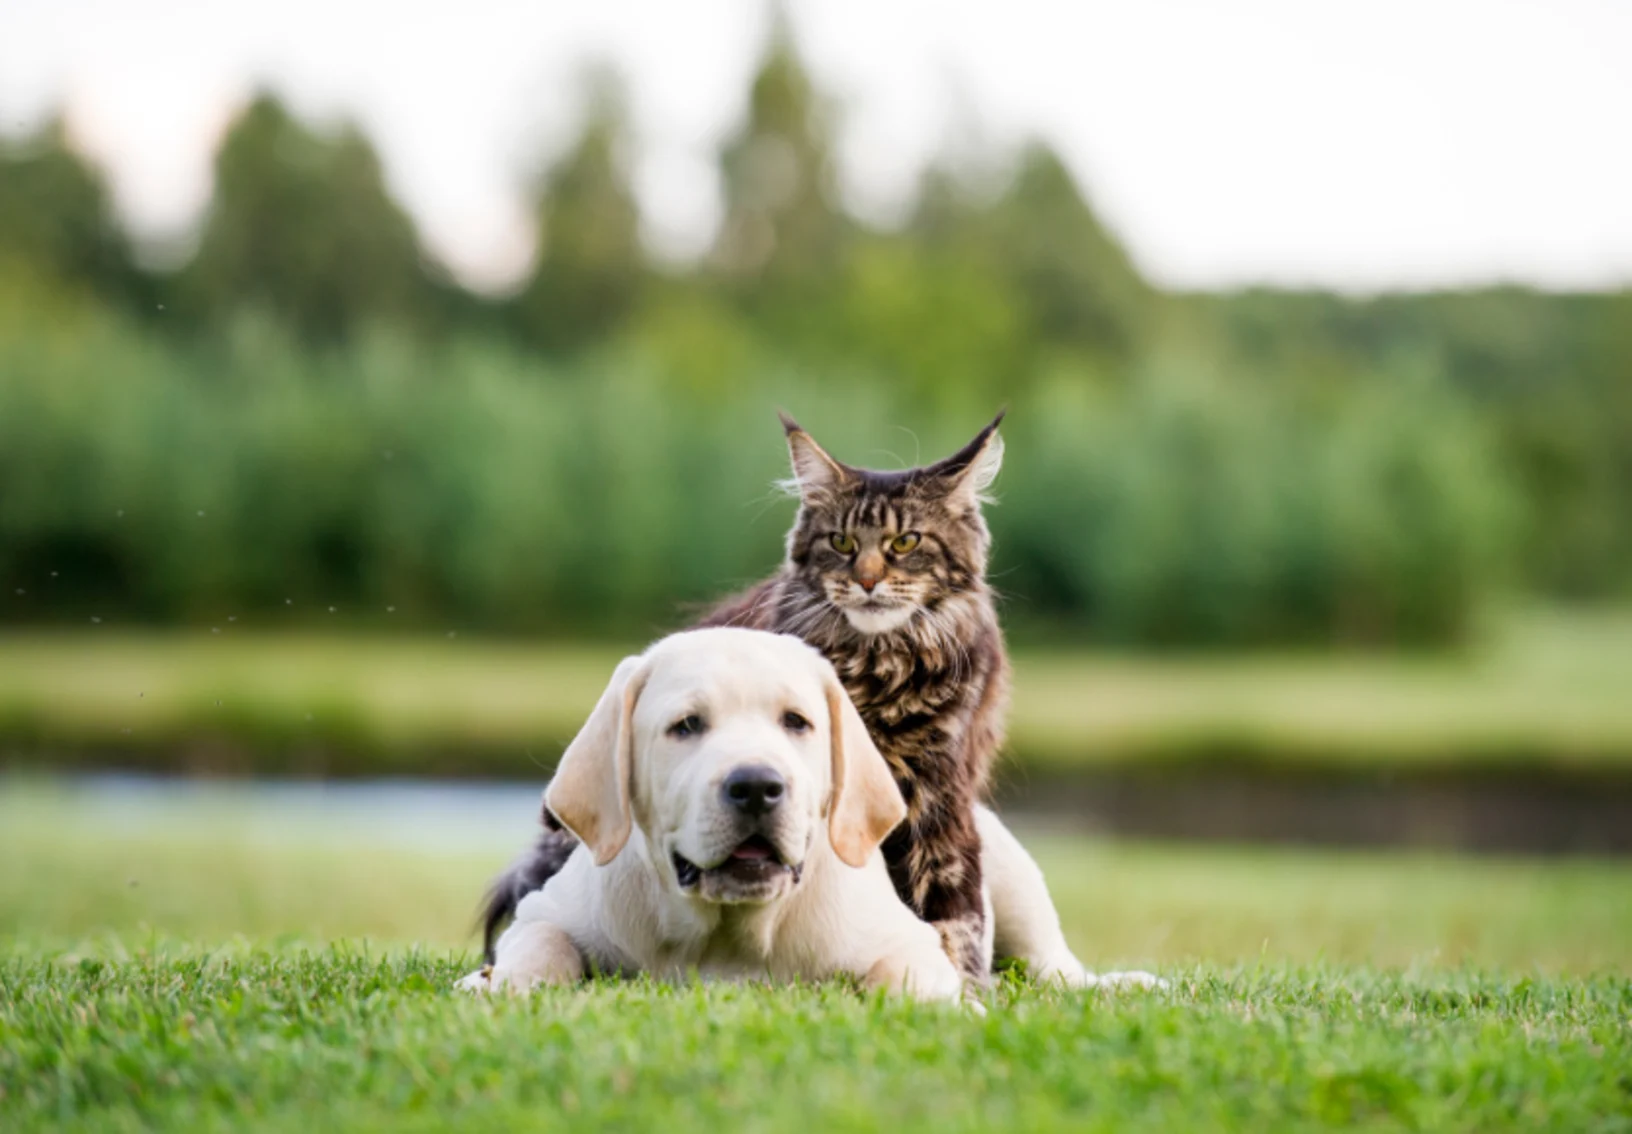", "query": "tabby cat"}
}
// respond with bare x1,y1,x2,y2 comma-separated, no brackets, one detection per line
483,412,1010,983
